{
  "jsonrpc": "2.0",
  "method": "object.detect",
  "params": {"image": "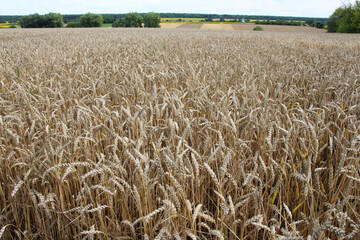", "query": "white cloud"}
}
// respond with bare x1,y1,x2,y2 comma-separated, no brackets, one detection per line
0,0,345,17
